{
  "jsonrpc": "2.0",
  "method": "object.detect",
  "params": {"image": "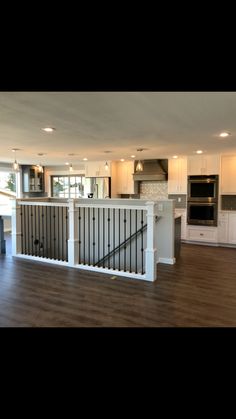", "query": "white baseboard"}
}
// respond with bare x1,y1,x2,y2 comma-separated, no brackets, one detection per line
158,257,176,265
